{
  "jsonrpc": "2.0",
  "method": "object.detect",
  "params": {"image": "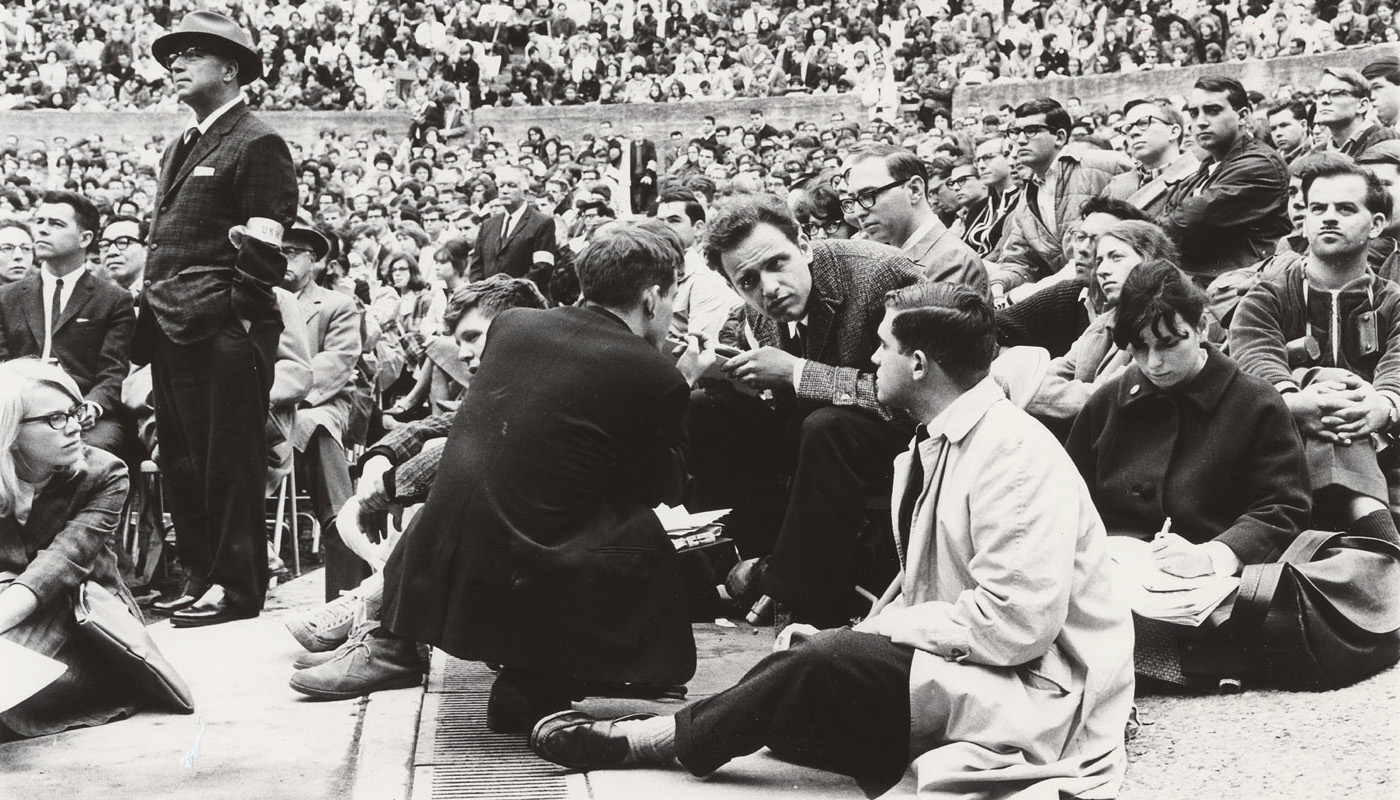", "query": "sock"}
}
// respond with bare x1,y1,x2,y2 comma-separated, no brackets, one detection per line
1350,509,1400,546
616,715,677,764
